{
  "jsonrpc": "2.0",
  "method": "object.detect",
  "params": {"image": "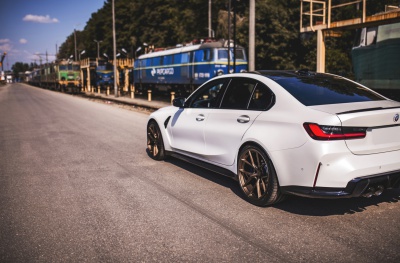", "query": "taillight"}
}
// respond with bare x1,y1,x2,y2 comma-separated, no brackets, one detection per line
303,123,367,140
